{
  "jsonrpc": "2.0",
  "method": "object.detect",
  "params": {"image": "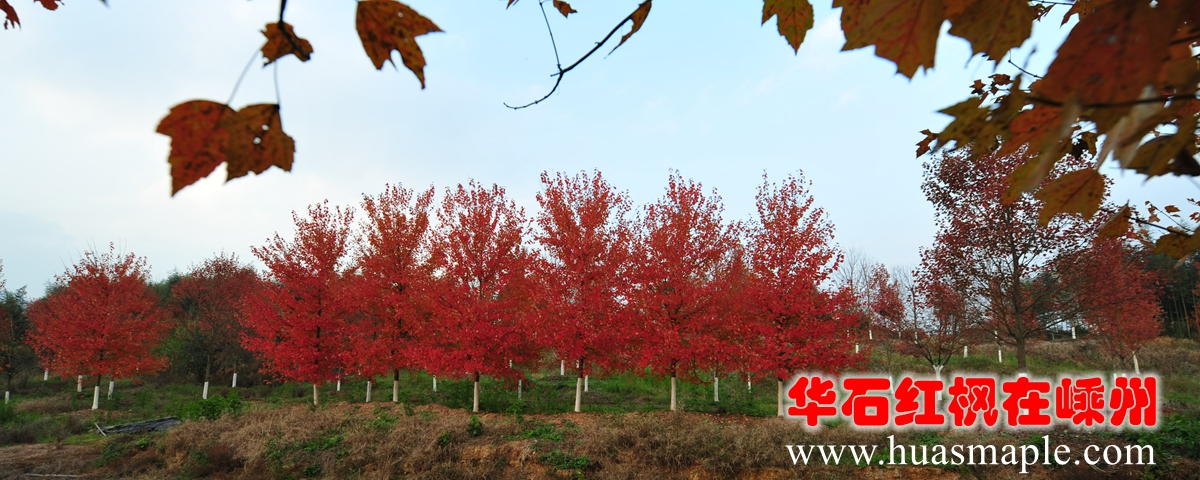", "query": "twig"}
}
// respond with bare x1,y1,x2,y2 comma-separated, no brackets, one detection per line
227,50,261,106
1028,93,1200,109
274,0,311,63
1029,0,1073,5
505,2,647,109
94,422,106,436
1099,207,1176,234
1007,58,1042,79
